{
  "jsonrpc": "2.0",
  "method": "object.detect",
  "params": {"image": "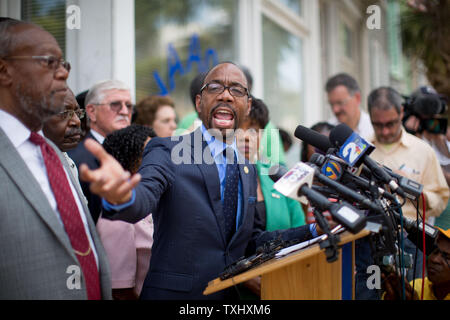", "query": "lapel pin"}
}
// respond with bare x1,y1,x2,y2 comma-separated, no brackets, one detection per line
244,166,249,174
